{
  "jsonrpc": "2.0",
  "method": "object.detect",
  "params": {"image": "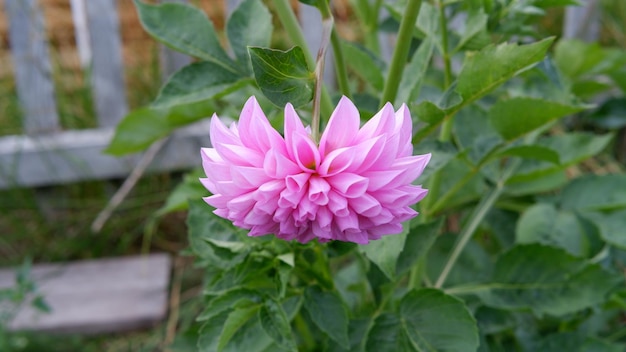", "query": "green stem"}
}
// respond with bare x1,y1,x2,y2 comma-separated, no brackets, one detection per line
437,0,454,142
380,0,422,107
434,159,522,288
272,0,333,118
311,15,334,142
331,30,351,98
